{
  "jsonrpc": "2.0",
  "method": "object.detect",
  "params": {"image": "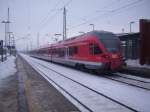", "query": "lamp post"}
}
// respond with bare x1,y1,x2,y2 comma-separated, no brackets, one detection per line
8,32,13,55
2,20,10,59
129,21,135,33
89,24,95,31
1,20,10,47
37,32,40,48
122,28,125,33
